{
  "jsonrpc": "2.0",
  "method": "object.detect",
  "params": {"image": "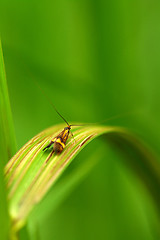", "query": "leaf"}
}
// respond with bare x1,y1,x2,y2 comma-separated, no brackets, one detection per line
0,121,10,240
0,39,17,161
5,124,160,233
0,39,15,240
